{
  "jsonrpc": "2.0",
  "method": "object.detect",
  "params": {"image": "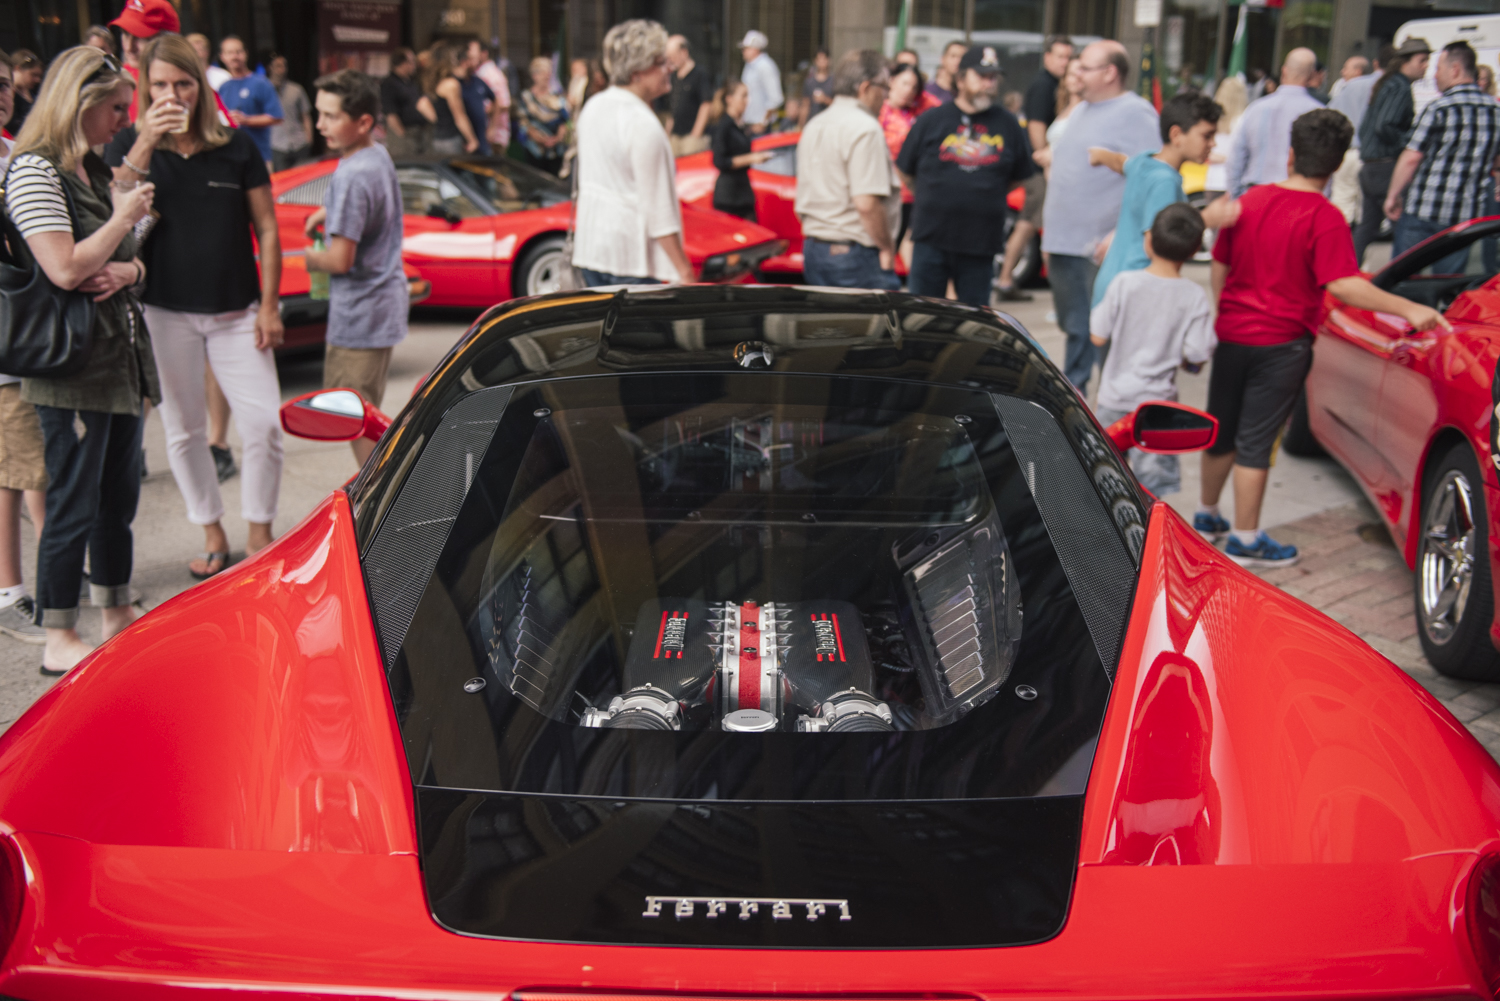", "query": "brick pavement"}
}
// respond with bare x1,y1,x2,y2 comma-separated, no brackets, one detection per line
1243,499,1500,762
